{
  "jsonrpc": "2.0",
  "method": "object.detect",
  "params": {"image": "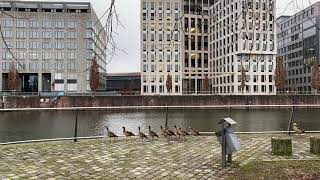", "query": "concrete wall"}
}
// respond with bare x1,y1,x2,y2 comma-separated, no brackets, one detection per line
2,96,40,109
57,95,320,107
1,95,320,109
